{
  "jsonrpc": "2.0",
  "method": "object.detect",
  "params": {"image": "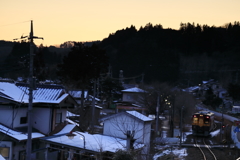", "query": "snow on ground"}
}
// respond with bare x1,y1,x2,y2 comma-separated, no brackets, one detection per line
210,129,220,137
154,130,192,160
153,147,187,160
